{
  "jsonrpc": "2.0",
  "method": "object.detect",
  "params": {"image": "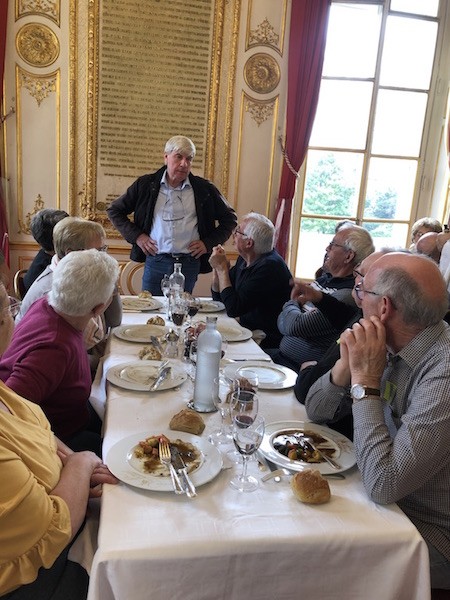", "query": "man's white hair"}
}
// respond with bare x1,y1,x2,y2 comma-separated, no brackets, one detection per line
241,212,275,255
164,135,196,158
